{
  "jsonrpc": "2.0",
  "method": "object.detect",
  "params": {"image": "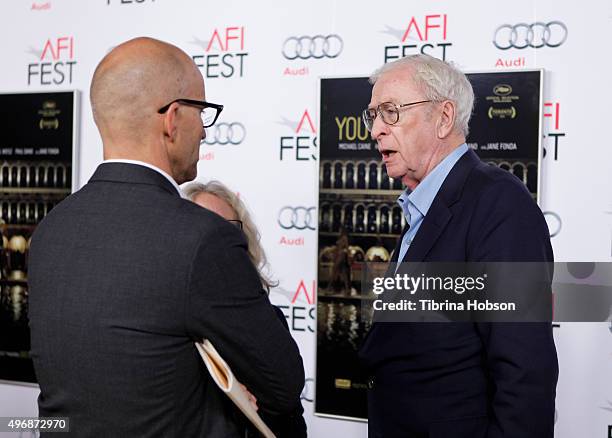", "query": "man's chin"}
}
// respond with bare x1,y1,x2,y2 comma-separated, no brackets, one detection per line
385,170,418,190
175,170,197,186
401,174,420,190
185,170,197,184
386,167,404,181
